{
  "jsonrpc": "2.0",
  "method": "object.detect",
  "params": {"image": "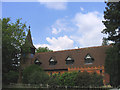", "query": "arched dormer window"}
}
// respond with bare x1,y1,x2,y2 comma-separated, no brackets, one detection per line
65,56,74,65
34,58,42,65
84,54,94,64
49,57,57,65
